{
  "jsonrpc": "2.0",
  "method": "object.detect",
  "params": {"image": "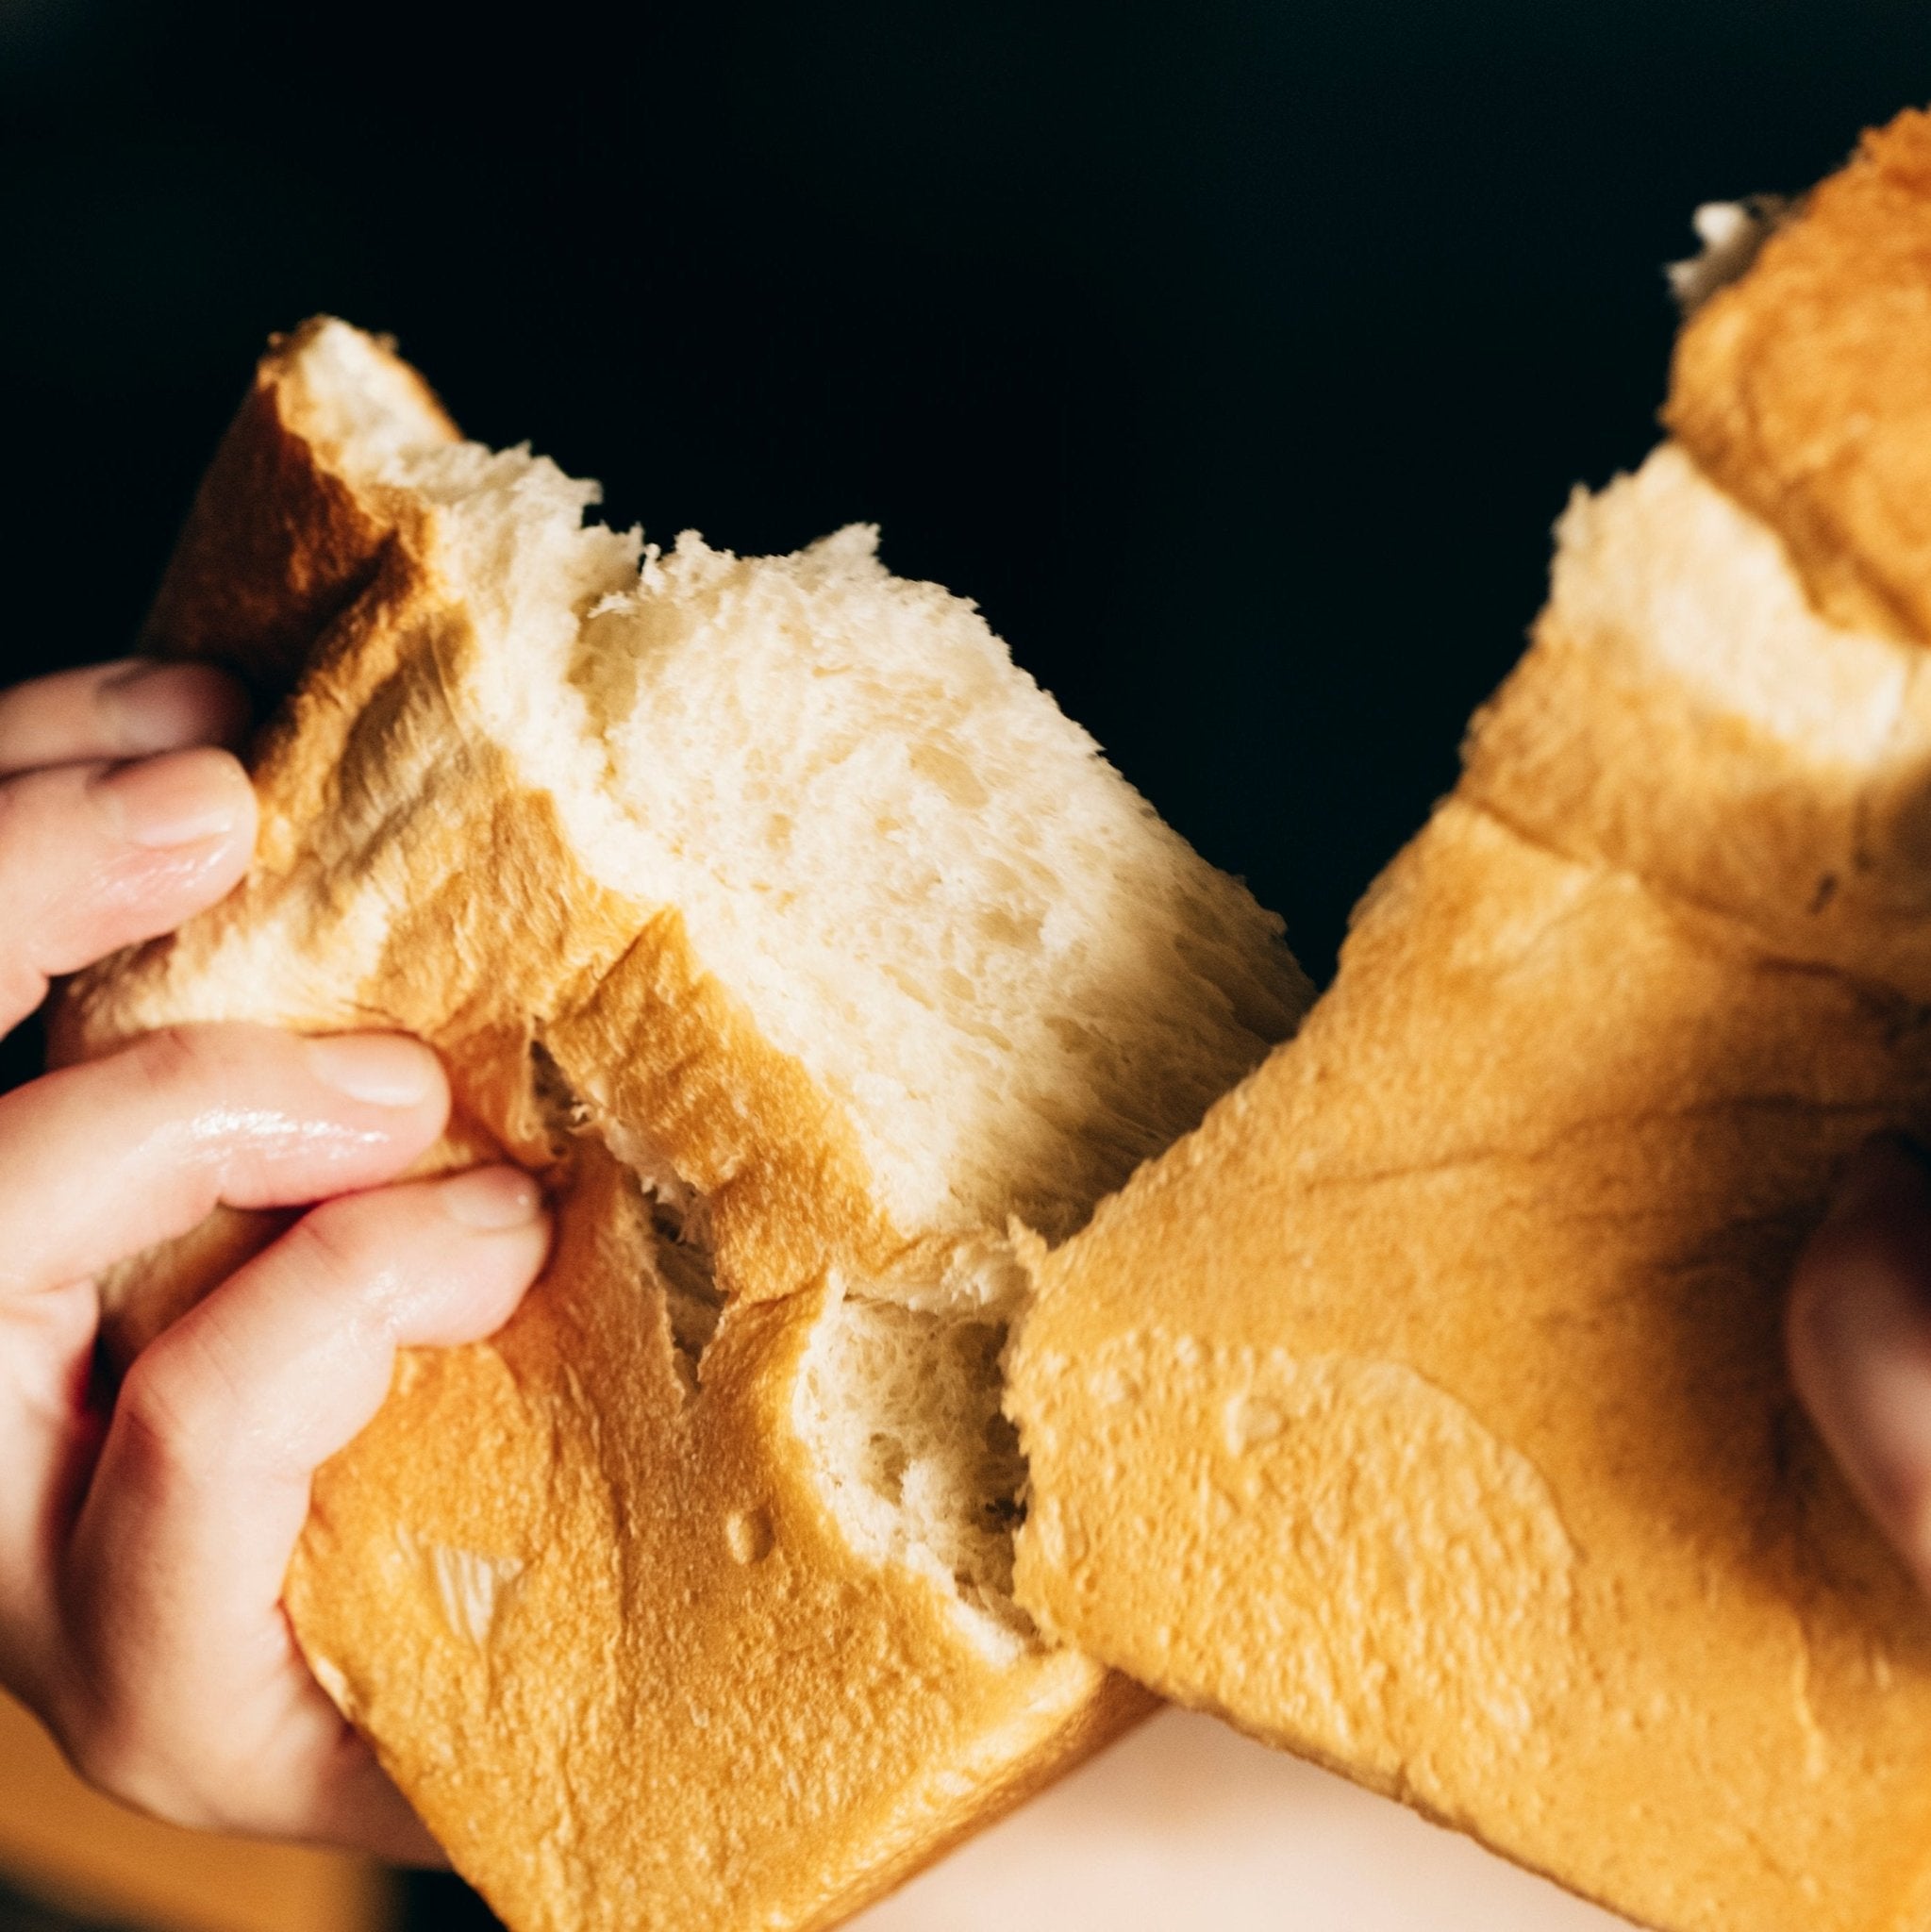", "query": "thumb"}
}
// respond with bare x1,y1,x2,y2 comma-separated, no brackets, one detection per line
50,1166,548,1851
